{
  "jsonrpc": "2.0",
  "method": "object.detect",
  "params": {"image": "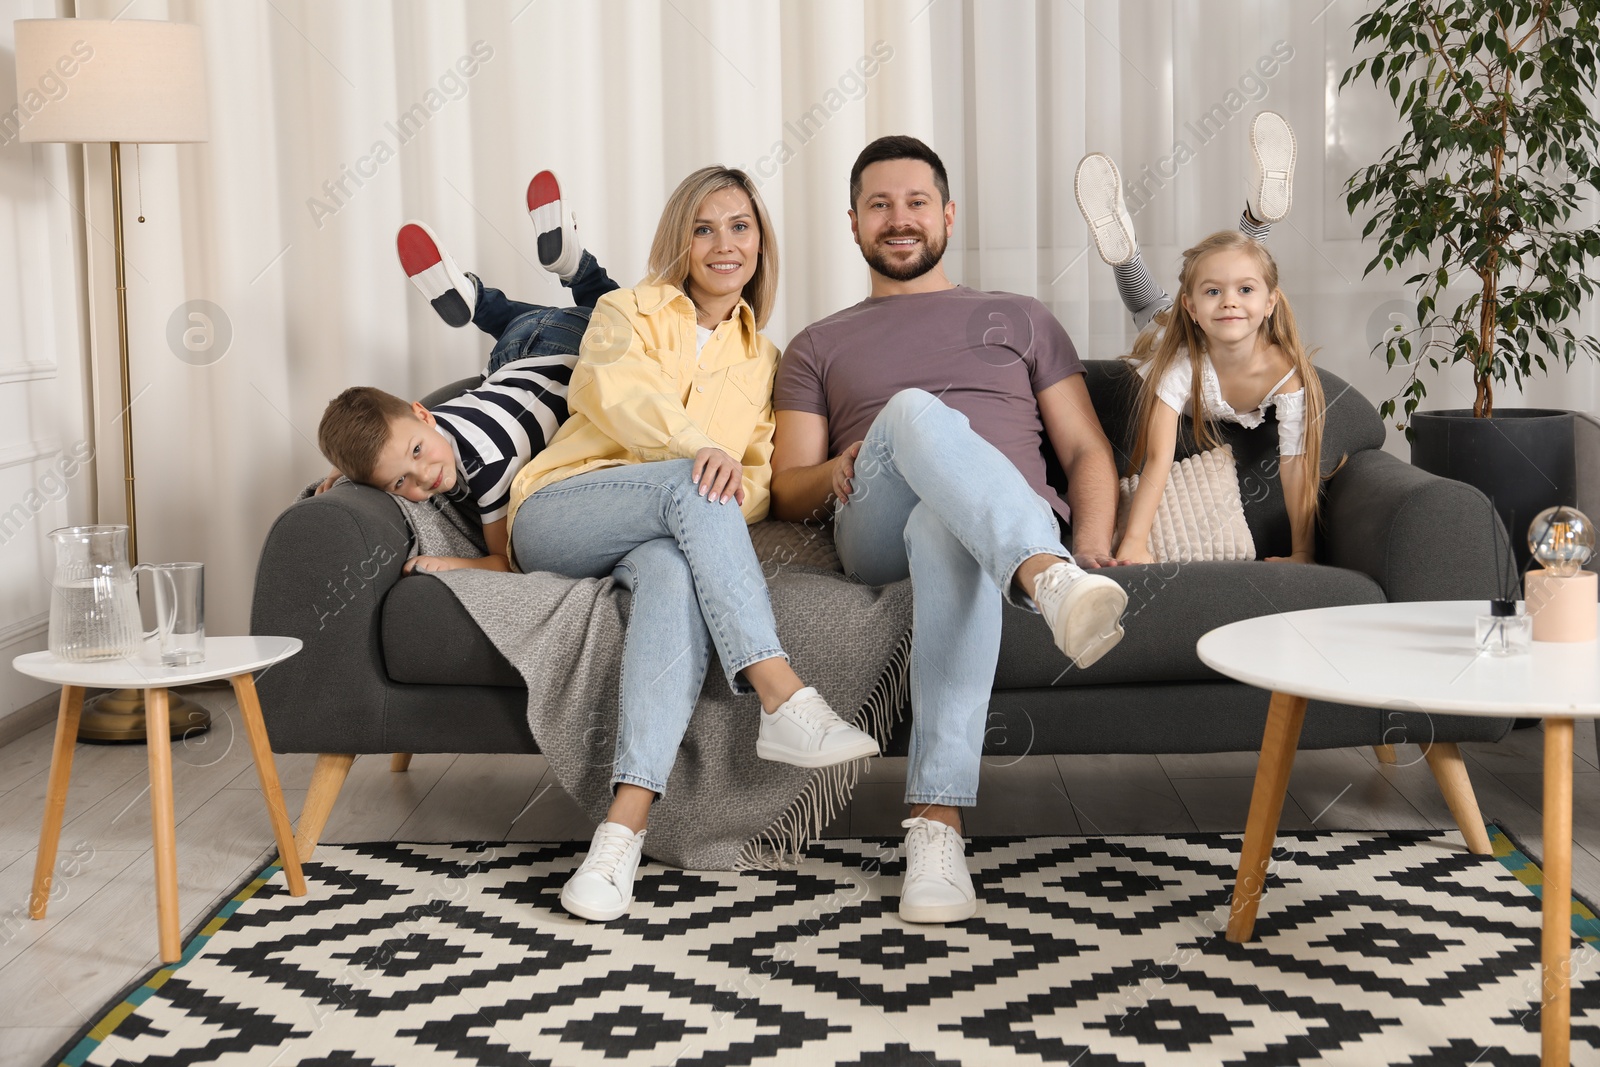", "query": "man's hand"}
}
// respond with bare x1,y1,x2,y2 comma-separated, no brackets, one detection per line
1076,552,1129,569
831,441,864,505
693,447,745,505
1266,553,1314,565
314,467,342,495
